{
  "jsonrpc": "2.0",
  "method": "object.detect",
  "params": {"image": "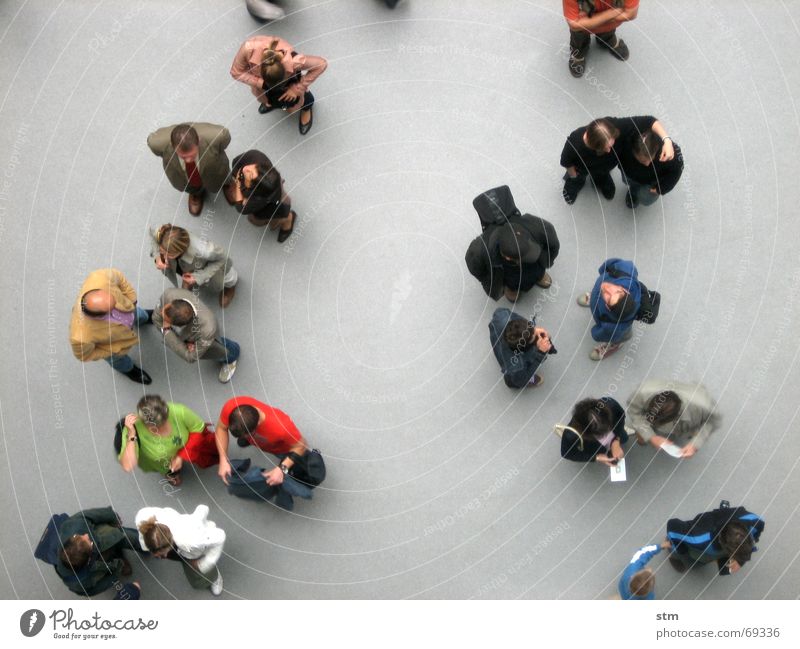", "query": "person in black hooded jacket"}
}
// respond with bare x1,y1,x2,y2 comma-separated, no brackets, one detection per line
617,130,684,208
666,503,765,575
465,216,559,302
